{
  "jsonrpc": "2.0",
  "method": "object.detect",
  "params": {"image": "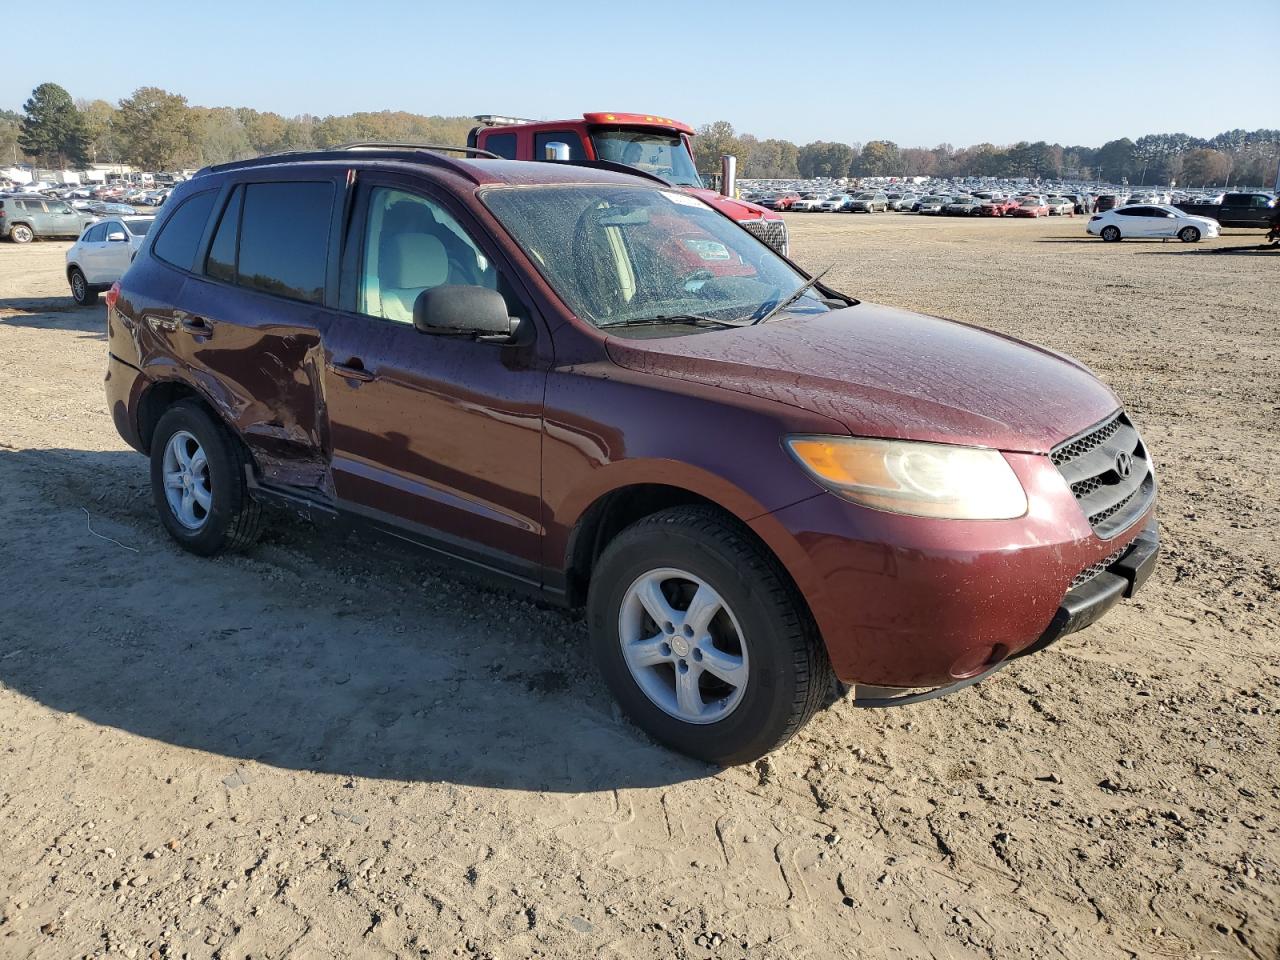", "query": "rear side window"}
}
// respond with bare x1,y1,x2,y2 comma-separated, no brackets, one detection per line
153,190,217,271
483,132,517,159
227,182,333,304
205,186,243,284
125,219,153,236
